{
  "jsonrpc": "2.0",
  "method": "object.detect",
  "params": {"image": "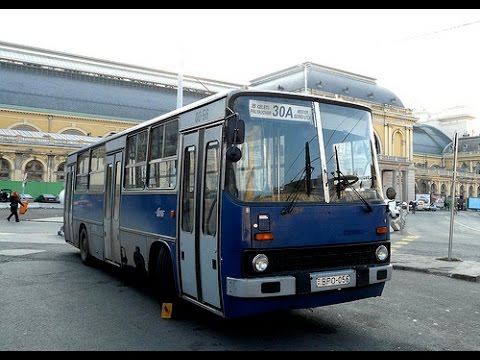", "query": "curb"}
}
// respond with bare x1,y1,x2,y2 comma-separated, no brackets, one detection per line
26,219,63,223
393,264,480,282
451,273,480,282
